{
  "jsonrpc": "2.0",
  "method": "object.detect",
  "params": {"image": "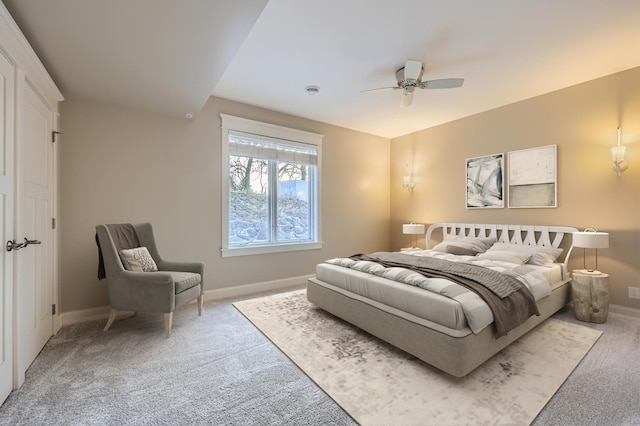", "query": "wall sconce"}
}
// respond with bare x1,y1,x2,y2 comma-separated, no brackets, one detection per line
572,228,609,274
402,164,415,192
612,127,629,176
402,223,425,249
